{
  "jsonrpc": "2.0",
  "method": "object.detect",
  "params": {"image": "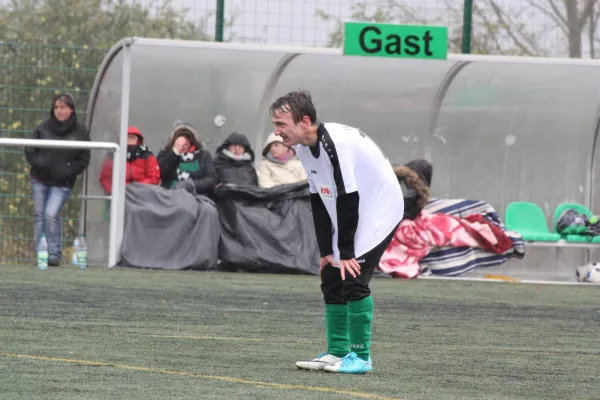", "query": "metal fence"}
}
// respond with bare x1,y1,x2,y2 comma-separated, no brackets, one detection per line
136,0,598,58
0,42,106,263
